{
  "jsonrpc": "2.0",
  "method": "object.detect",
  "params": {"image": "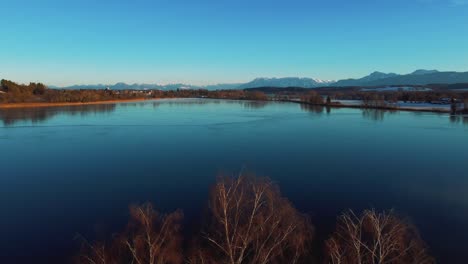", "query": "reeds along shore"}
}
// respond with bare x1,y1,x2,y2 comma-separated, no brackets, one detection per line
75,174,435,264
